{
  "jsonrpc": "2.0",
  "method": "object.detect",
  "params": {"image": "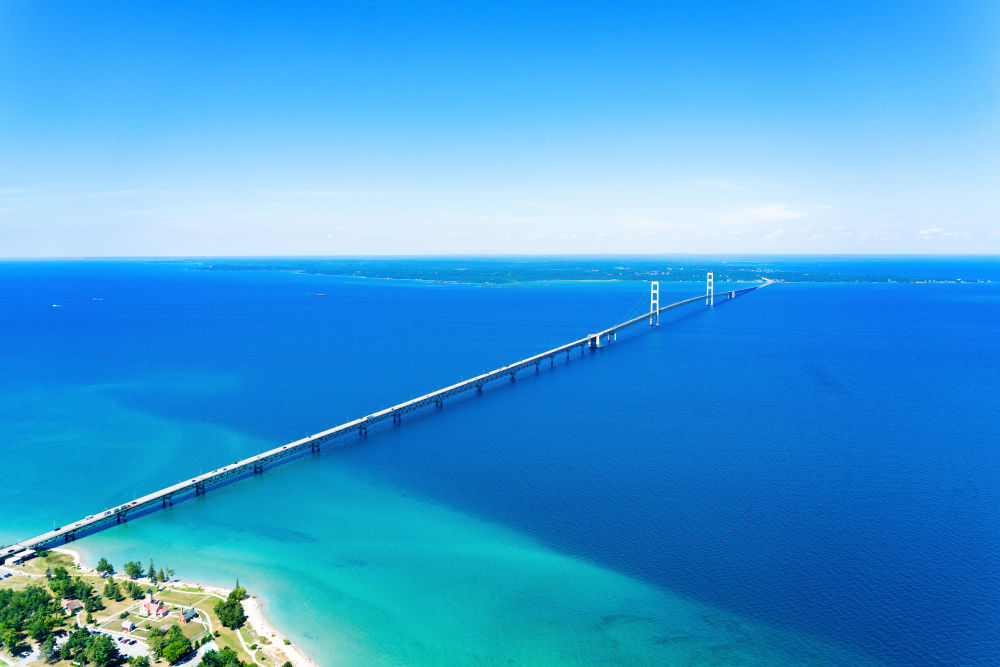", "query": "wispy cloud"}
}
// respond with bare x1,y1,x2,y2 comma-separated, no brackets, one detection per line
918,227,971,239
